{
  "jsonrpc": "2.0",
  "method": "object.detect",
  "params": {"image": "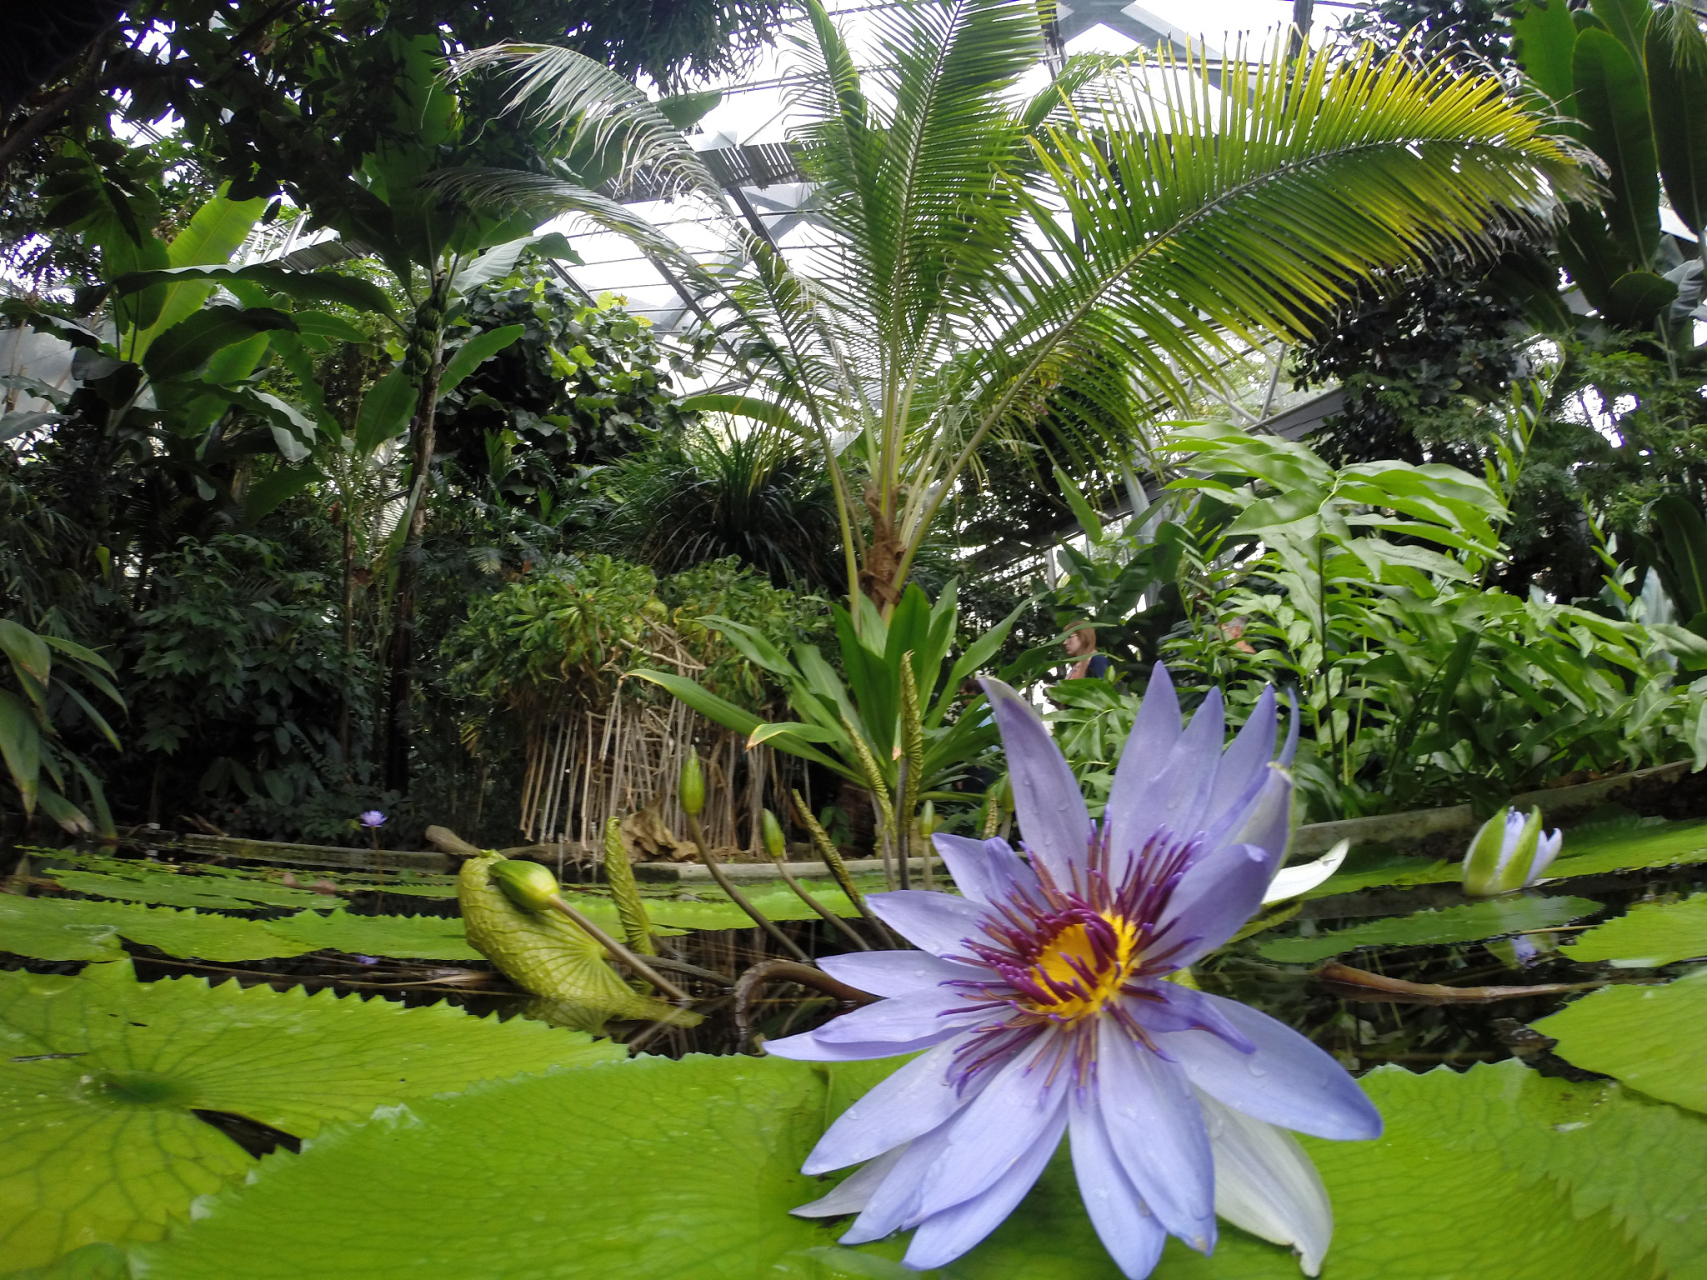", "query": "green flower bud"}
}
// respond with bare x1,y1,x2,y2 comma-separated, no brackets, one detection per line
761,808,786,860
919,800,935,836
680,752,704,817
487,857,561,914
